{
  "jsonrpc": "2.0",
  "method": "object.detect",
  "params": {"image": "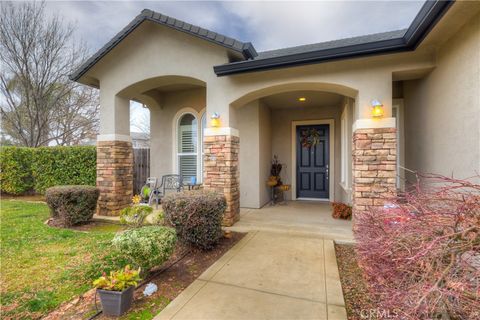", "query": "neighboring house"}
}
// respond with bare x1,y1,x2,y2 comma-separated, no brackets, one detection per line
82,132,150,148
71,1,479,225
130,132,150,148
